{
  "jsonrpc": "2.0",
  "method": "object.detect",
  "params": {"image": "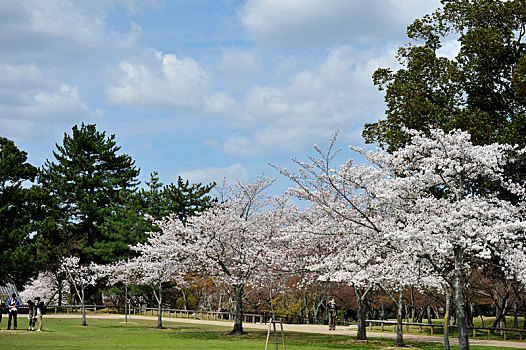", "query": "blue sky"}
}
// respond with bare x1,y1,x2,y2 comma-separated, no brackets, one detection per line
1,0,455,189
